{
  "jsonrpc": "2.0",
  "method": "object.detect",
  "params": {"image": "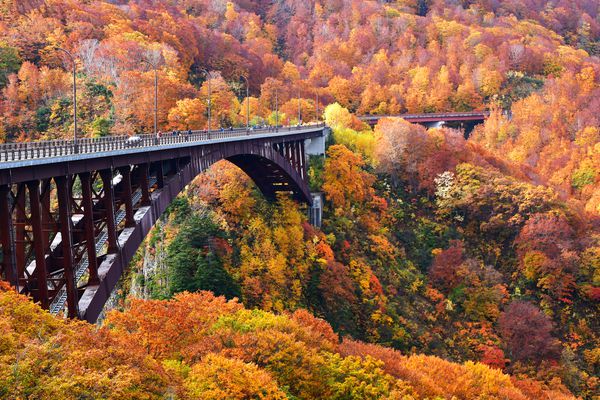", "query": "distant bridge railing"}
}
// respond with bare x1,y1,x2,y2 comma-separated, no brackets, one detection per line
359,111,490,122
0,123,326,163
